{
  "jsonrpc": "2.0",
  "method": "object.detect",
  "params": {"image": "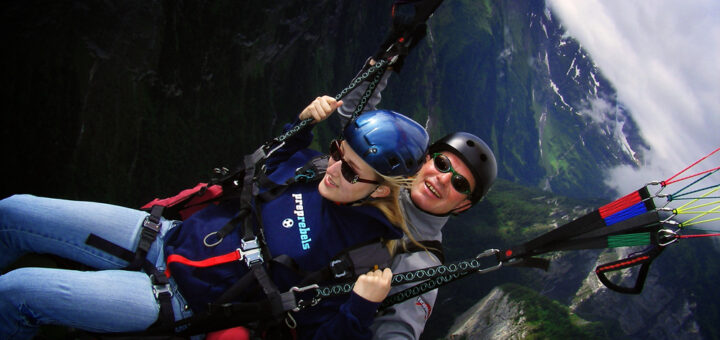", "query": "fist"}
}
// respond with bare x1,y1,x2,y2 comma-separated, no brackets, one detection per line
299,95,343,123
352,268,393,303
